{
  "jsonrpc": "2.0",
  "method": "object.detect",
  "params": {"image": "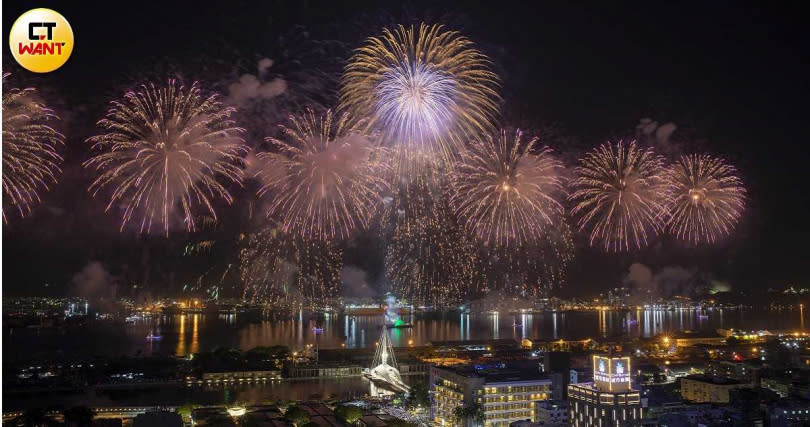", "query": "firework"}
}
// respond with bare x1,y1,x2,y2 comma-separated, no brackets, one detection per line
2,74,64,222
480,219,575,298
85,80,247,235
570,140,668,251
255,109,388,241
385,194,479,308
450,129,565,247
239,227,300,305
664,154,745,244
239,227,342,308
341,23,500,173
